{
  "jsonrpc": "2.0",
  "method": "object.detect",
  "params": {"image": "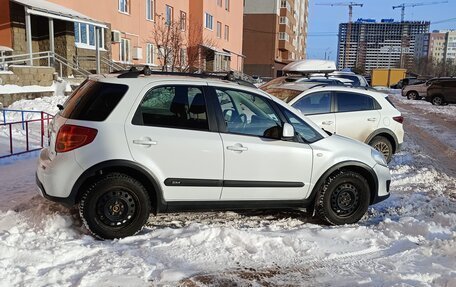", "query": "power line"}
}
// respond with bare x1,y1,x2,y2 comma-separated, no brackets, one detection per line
432,17,456,24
